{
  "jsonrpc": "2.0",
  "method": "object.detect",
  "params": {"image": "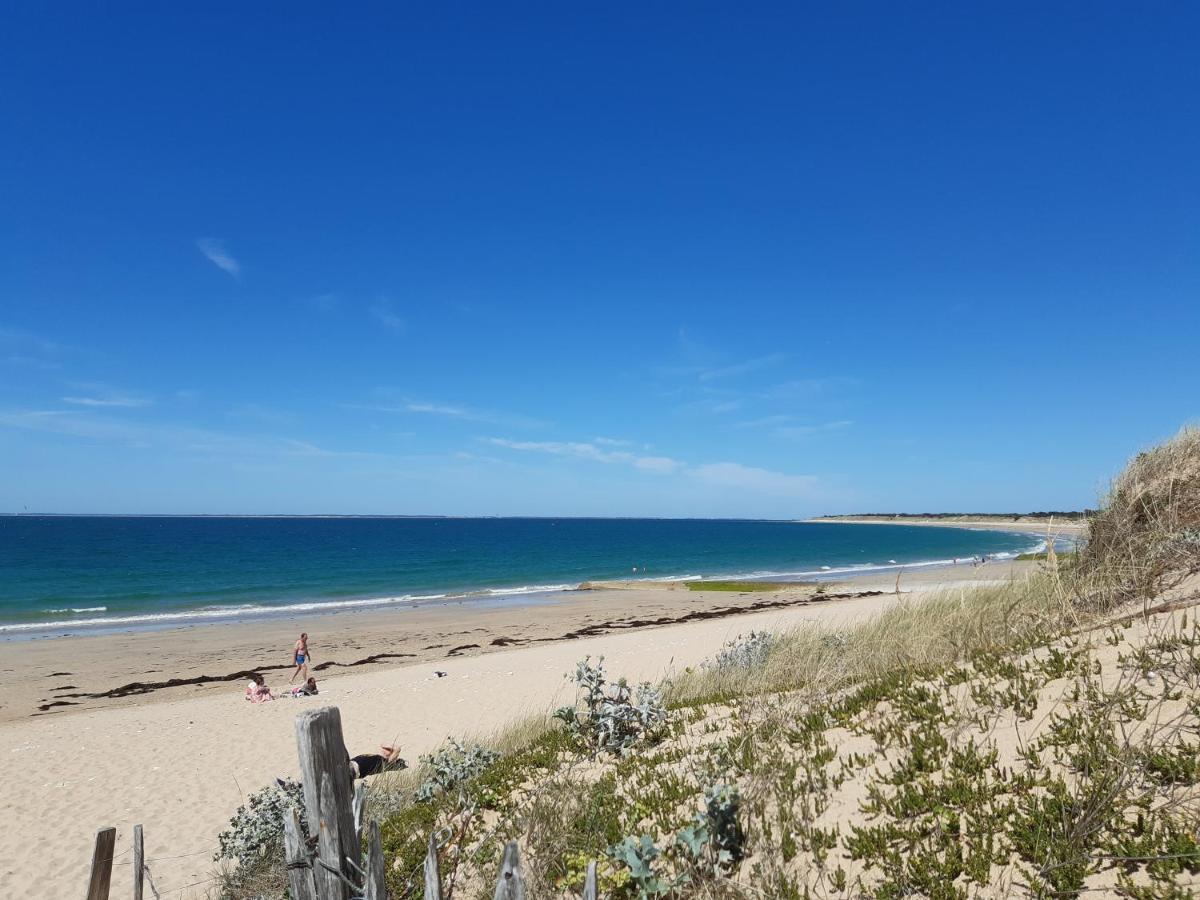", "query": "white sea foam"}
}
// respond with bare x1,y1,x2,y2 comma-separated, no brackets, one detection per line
43,606,108,614
4,585,571,634
484,583,577,596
